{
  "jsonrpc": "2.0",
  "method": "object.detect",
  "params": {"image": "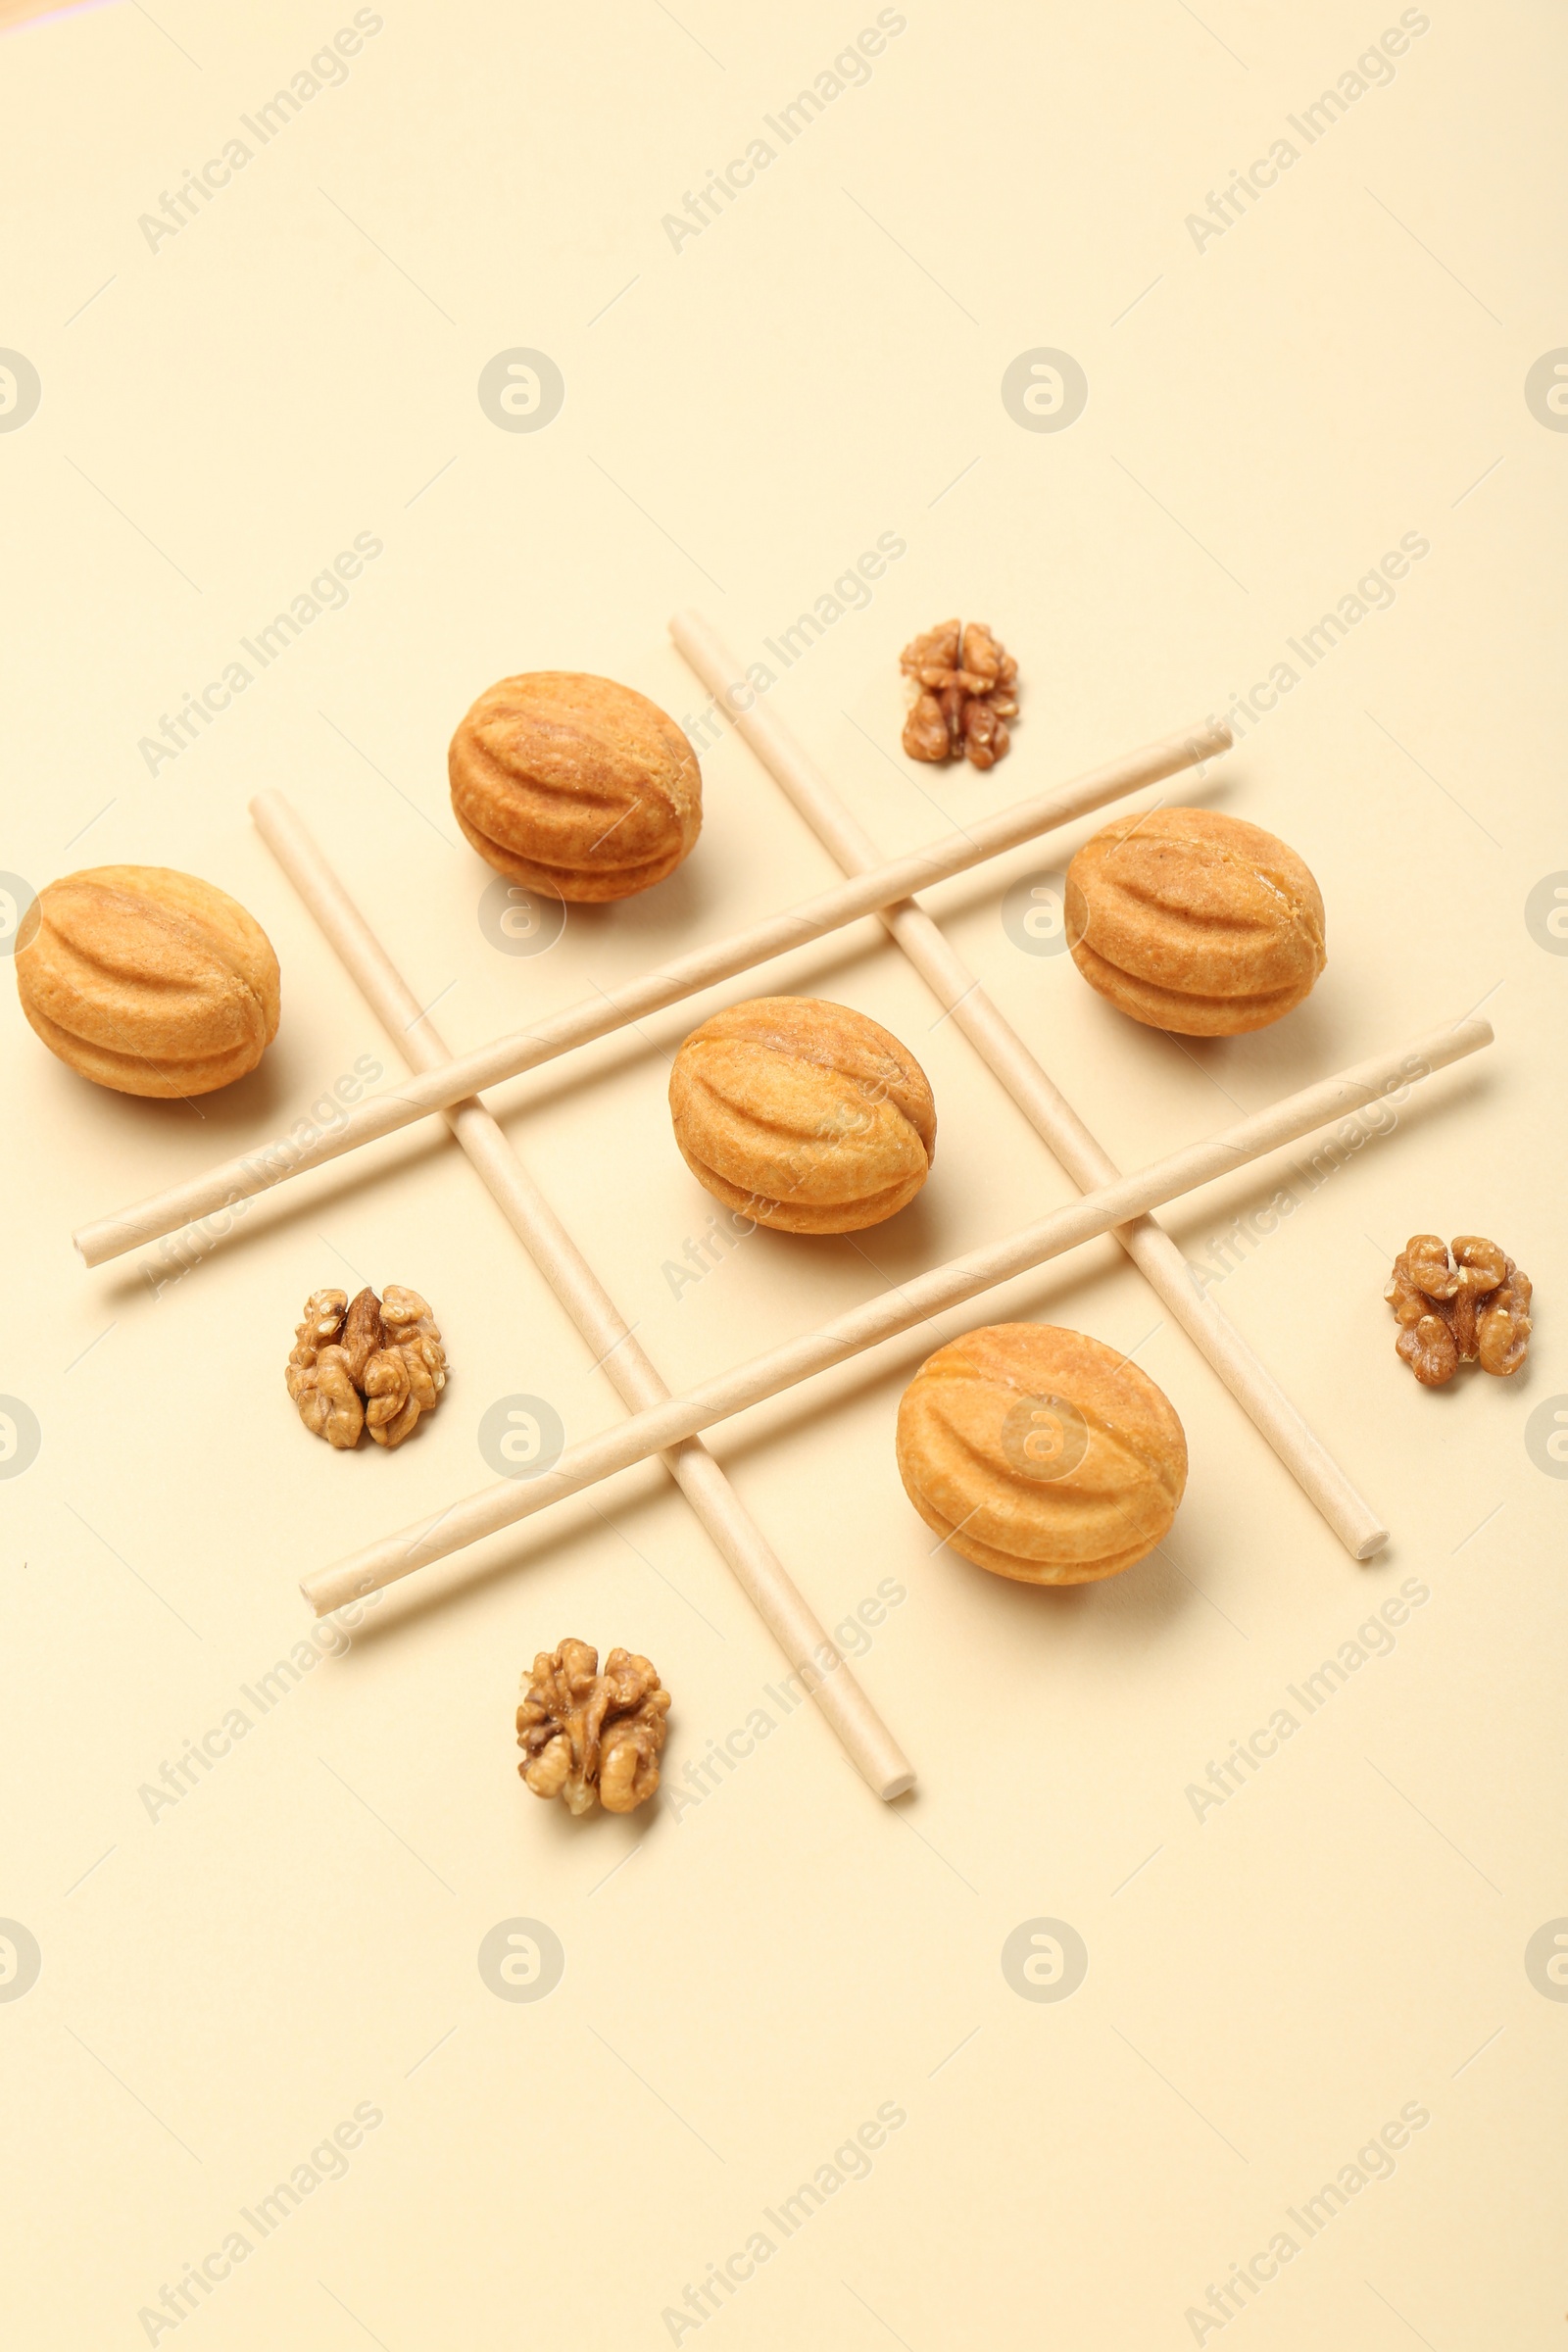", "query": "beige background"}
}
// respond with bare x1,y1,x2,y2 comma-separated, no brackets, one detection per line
2,1,1565,2344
